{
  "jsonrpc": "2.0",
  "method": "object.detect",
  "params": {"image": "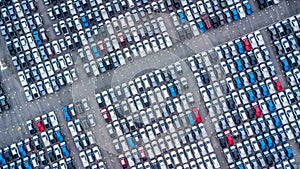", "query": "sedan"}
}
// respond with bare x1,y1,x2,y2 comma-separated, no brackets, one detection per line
272,76,283,91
